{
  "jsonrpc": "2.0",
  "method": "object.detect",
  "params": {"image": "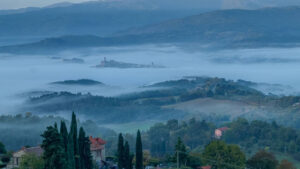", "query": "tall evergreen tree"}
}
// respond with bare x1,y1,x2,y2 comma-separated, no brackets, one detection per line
78,127,85,169
79,127,93,169
54,122,58,130
135,130,143,169
117,133,125,169
41,126,66,169
70,112,81,169
83,135,93,169
79,128,85,169
67,134,75,169
175,137,187,167
0,142,6,154
124,141,132,169
60,121,70,169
